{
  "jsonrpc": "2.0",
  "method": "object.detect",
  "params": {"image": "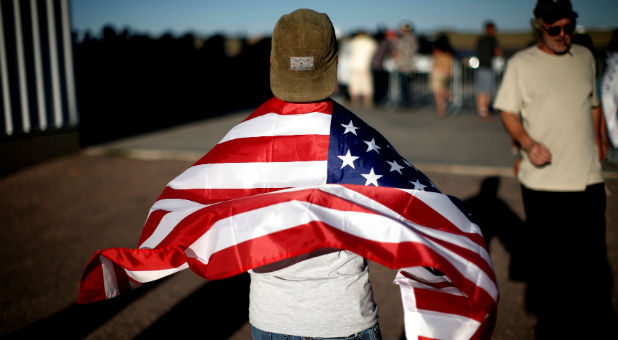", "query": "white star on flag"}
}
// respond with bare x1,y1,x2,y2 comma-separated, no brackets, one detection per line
386,160,405,174
361,168,383,186
364,138,381,154
337,149,359,169
341,120,360,135
410,179,427,191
